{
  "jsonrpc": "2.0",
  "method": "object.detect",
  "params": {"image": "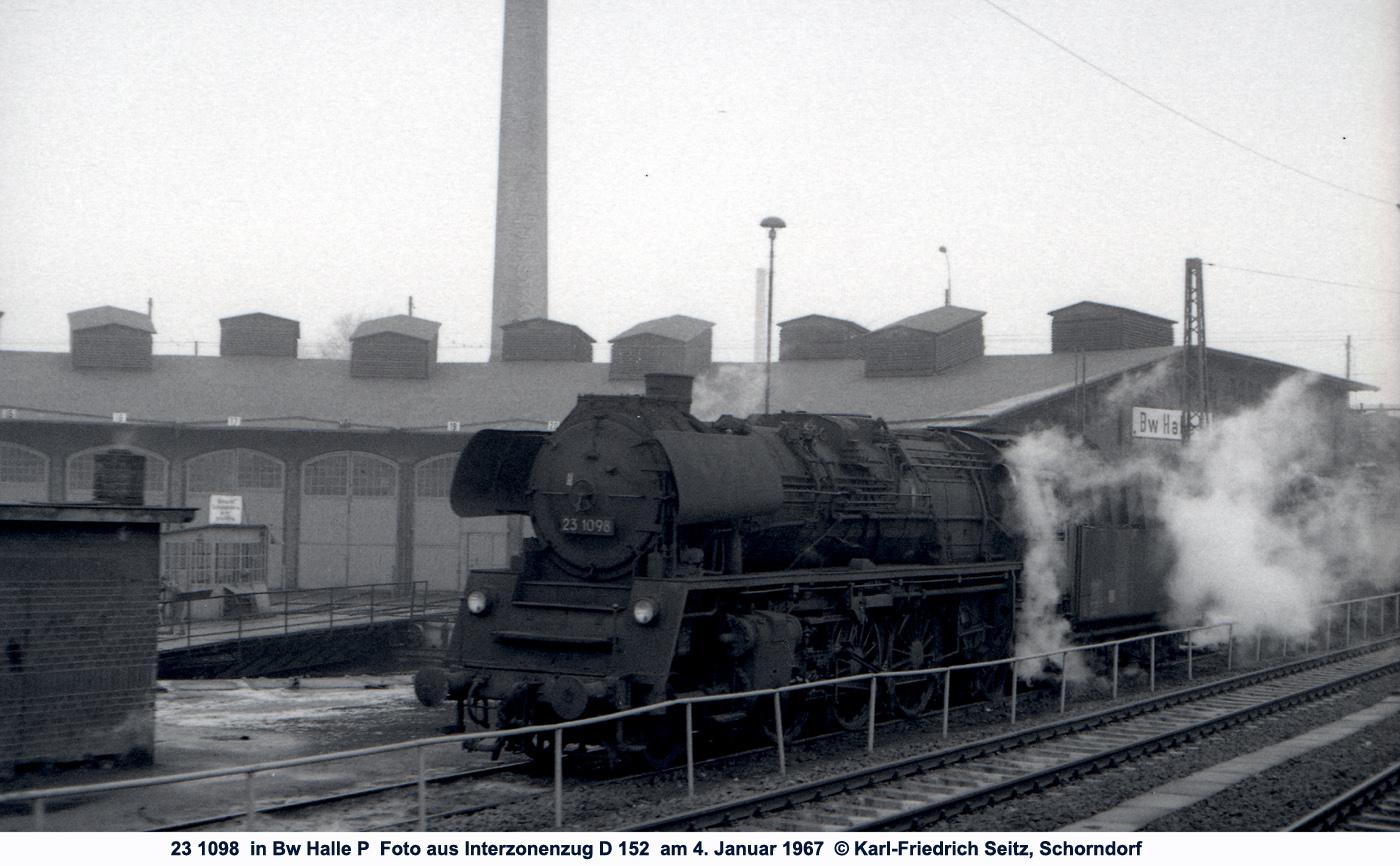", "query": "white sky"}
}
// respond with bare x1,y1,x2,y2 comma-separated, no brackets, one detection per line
2,0,1397,403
